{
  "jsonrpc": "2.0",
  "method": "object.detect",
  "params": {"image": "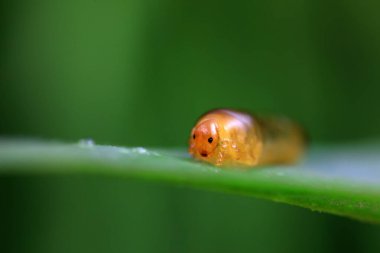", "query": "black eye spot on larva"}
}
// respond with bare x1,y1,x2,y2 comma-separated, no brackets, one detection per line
193,134,196,139
208,137,213,144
